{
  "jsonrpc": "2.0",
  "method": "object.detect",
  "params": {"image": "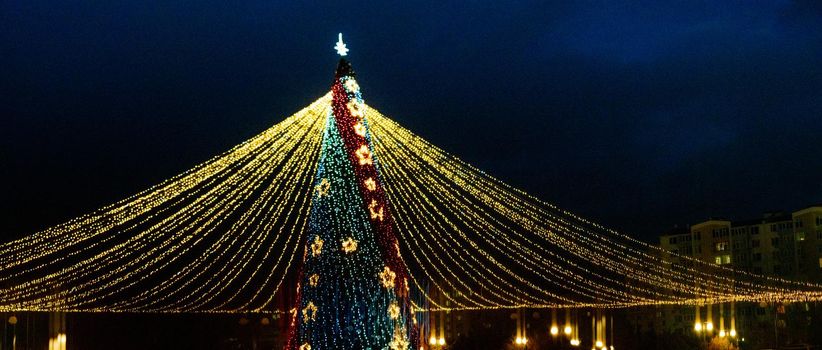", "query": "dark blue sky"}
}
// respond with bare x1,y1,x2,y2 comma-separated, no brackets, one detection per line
1,1,821,241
